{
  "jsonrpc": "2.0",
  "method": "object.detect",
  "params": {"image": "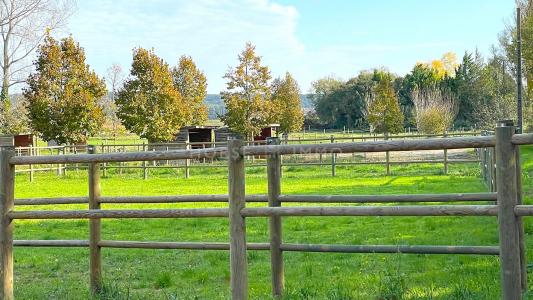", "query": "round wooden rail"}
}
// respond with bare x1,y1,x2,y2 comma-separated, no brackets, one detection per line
12,240,498,255
241,205,499,217
9,133,533,166
243,136,496,156
279,243,499,255
13,193,496,206
278,193,497,203
8,208,229,219
514,205,533,216
9,147,228,165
